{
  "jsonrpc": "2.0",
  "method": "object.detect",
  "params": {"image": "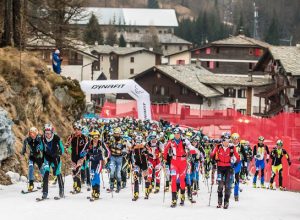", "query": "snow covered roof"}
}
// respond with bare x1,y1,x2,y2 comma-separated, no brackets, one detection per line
77,8,178,27
123,33,192,45
91,45,160,56
267,46,300,76
134,65,222,98
212,35,271,48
